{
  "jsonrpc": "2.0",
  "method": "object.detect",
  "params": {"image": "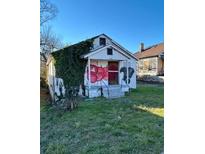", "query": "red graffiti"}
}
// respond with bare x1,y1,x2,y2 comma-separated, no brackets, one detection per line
87,64,108,83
